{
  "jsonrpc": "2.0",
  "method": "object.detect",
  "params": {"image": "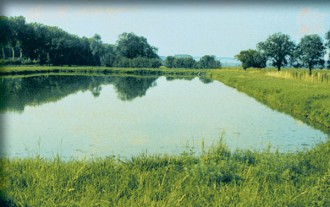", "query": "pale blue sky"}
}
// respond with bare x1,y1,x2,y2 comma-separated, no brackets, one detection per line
2,2,330,58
